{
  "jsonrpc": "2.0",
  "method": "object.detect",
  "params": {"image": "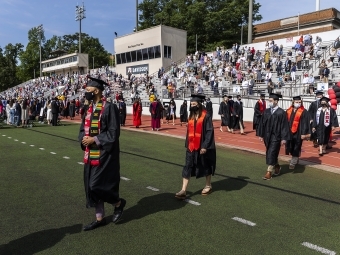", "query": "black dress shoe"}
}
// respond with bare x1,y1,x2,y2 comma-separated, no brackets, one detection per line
83,219,106,231
112,198,126,223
